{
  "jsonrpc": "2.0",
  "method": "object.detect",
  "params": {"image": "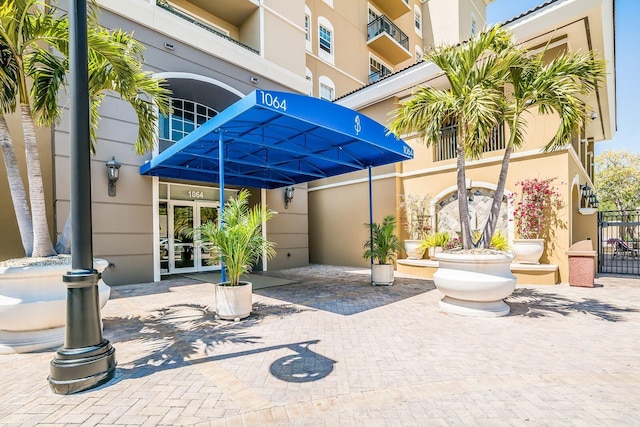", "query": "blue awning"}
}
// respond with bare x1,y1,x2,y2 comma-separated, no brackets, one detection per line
140,90,413,189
